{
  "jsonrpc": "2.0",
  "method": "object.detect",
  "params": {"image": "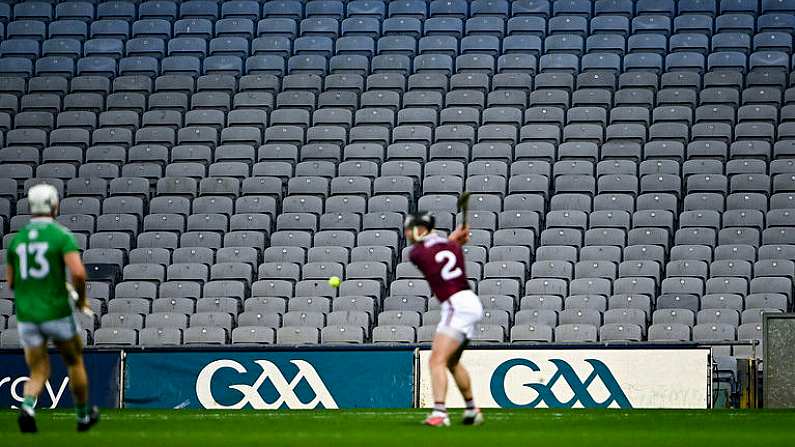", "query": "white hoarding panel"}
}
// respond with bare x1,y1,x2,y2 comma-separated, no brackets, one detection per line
418,349,710,409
